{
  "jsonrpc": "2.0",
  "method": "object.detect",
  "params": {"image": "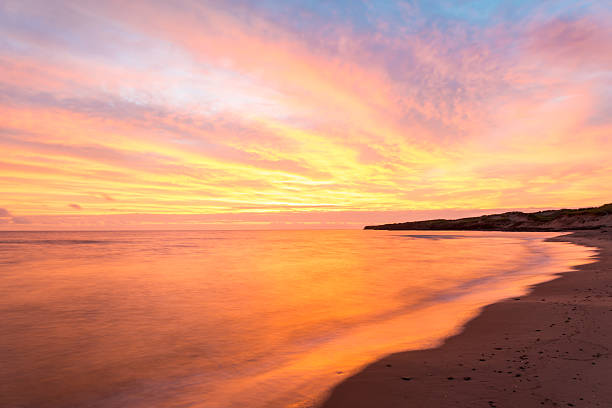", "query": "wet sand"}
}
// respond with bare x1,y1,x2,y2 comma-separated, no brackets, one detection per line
321,230,612,407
